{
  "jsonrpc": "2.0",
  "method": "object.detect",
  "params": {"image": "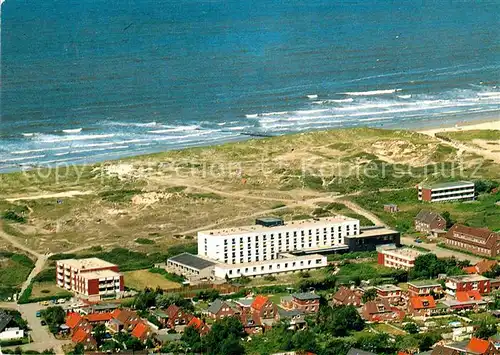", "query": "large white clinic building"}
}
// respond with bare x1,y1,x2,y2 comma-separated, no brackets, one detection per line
198,216,359,265
167,216,360,280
